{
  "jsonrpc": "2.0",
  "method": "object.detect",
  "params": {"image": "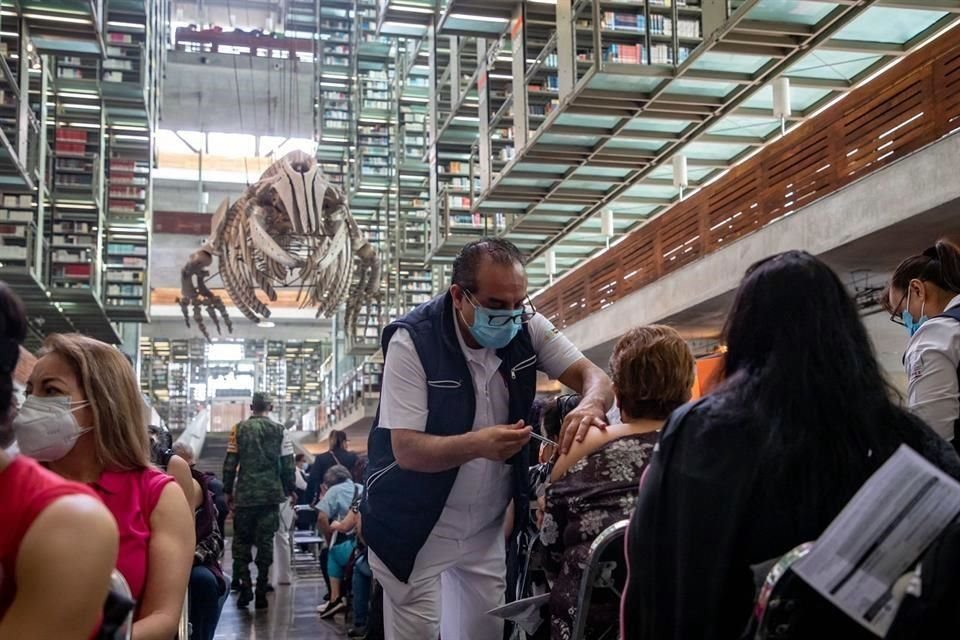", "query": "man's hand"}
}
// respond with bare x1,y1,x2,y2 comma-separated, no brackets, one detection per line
473,421,532,462
227,495,235,514
559,400,608,454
